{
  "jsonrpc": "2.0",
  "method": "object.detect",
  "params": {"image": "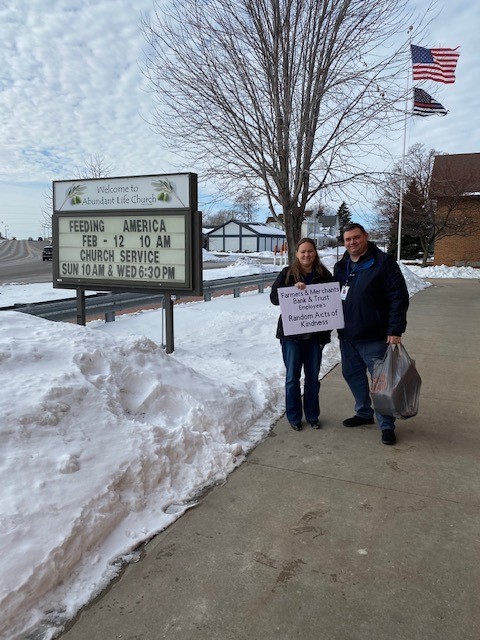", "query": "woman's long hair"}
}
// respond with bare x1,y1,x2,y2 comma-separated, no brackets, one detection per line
287,237,330,282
